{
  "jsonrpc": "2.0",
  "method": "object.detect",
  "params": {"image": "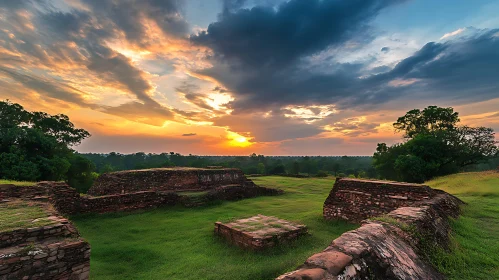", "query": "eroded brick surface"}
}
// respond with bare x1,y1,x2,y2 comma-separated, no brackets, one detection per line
215,215,307,250
323,178,437,222
277,179,464,280
0,201,90,280
88,167,248,195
